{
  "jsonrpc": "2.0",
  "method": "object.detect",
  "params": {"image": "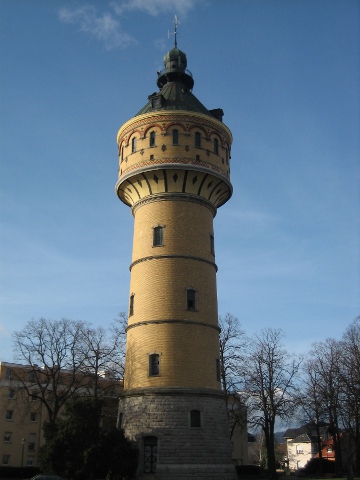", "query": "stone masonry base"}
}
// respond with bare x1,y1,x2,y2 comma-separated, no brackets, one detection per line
119,387,238,480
